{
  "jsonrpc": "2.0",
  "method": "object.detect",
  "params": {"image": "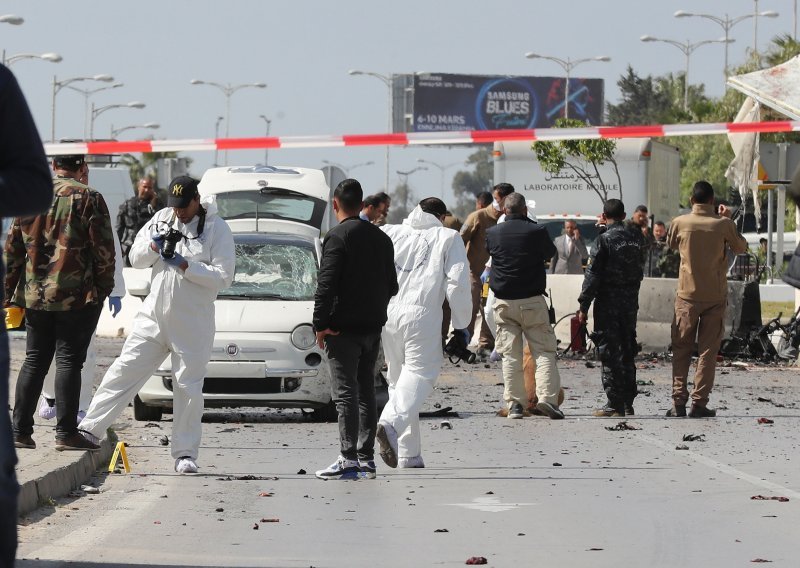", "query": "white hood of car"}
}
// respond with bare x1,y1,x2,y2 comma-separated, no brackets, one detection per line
215,299,312,332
